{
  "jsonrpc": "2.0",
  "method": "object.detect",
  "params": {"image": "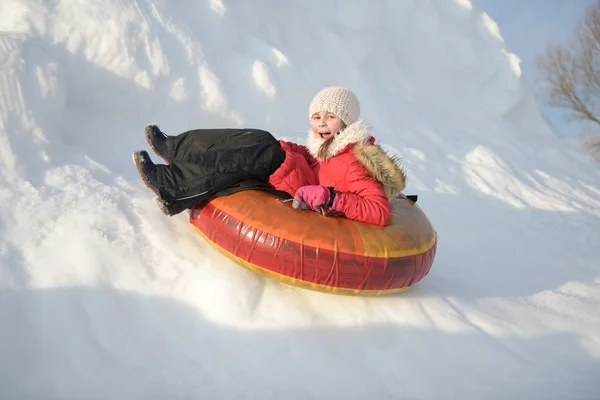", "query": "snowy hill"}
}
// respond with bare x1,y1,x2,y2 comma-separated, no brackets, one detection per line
1,0,599,399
